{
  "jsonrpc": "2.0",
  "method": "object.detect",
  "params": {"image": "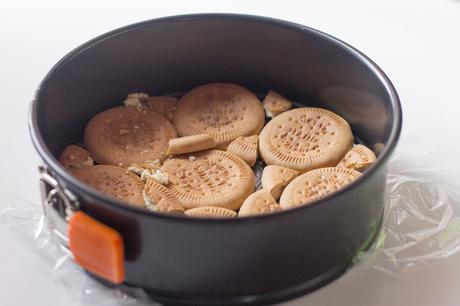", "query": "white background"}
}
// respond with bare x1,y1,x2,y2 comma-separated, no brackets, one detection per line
1,0,460,305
